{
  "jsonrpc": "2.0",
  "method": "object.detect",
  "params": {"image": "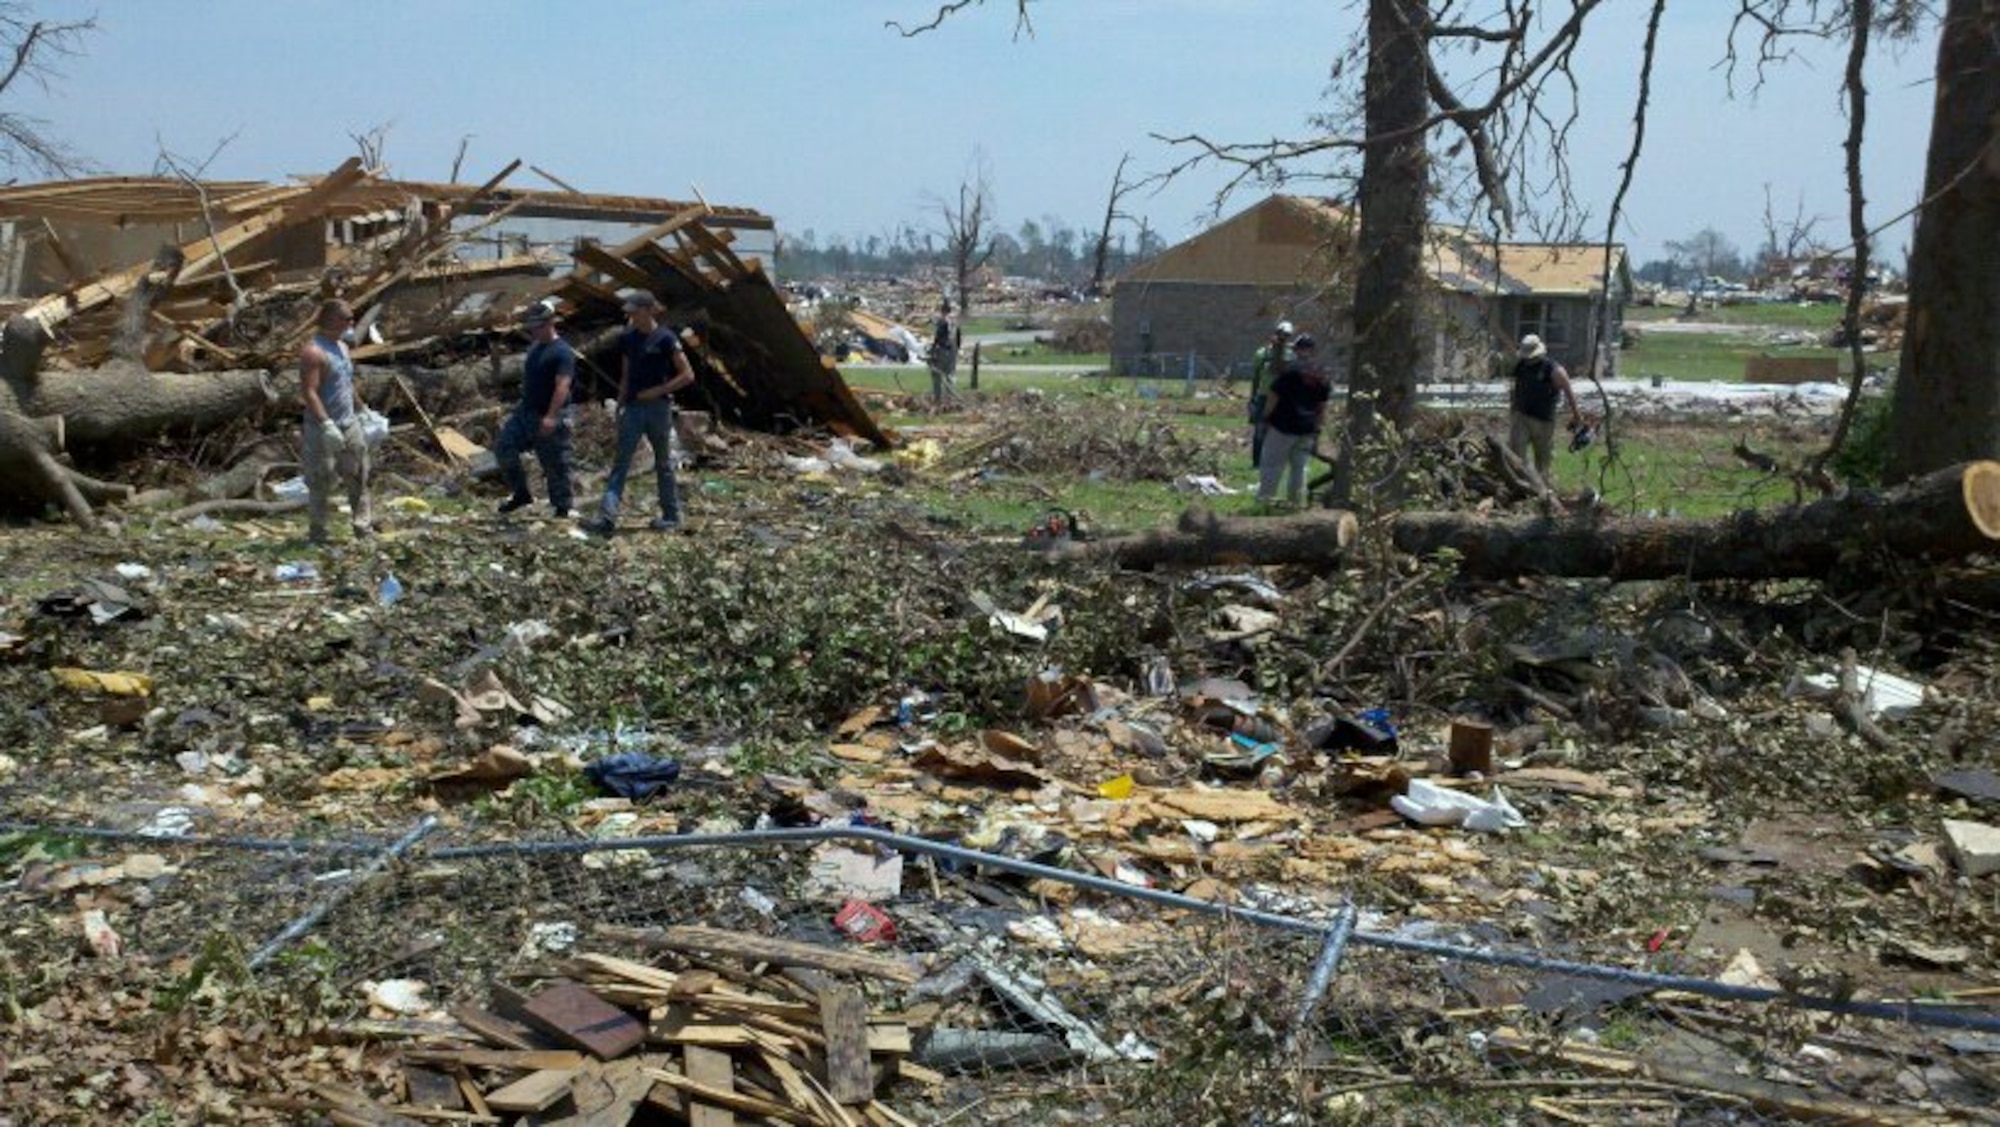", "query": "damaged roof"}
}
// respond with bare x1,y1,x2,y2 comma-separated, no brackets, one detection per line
1116,192,1626,299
